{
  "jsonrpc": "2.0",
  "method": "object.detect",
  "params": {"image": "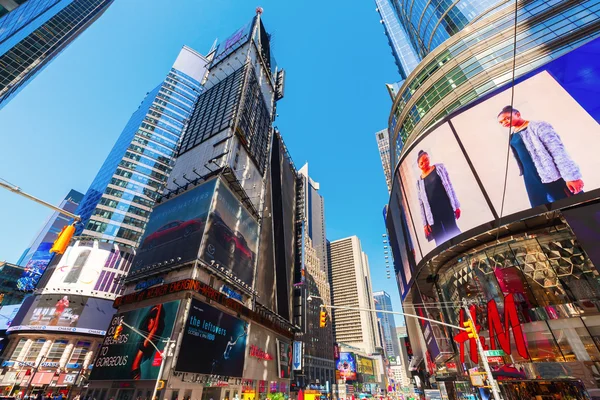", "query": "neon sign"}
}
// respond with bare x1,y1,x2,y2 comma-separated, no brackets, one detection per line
454,293,529,363
249,345,273,361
